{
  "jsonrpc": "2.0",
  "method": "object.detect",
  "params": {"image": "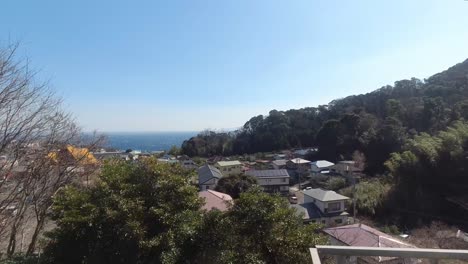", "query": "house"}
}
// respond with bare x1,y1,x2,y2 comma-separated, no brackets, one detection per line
286,158,311,172
198,190,233,212
215,160,242,176
330,161,362,175
48,145,98,166
291,188,350,225
198,164,223,190
92,151,126,160
246,169,290,194
271,159,287,170
323,224,418,264
179,159,197,170
311,160,335,175
273,154,287,160
329,161,364,182
293,148,317,158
